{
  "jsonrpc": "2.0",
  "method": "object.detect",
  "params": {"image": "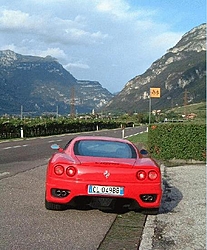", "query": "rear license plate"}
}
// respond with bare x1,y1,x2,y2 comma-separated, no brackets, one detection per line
88,185,124,196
